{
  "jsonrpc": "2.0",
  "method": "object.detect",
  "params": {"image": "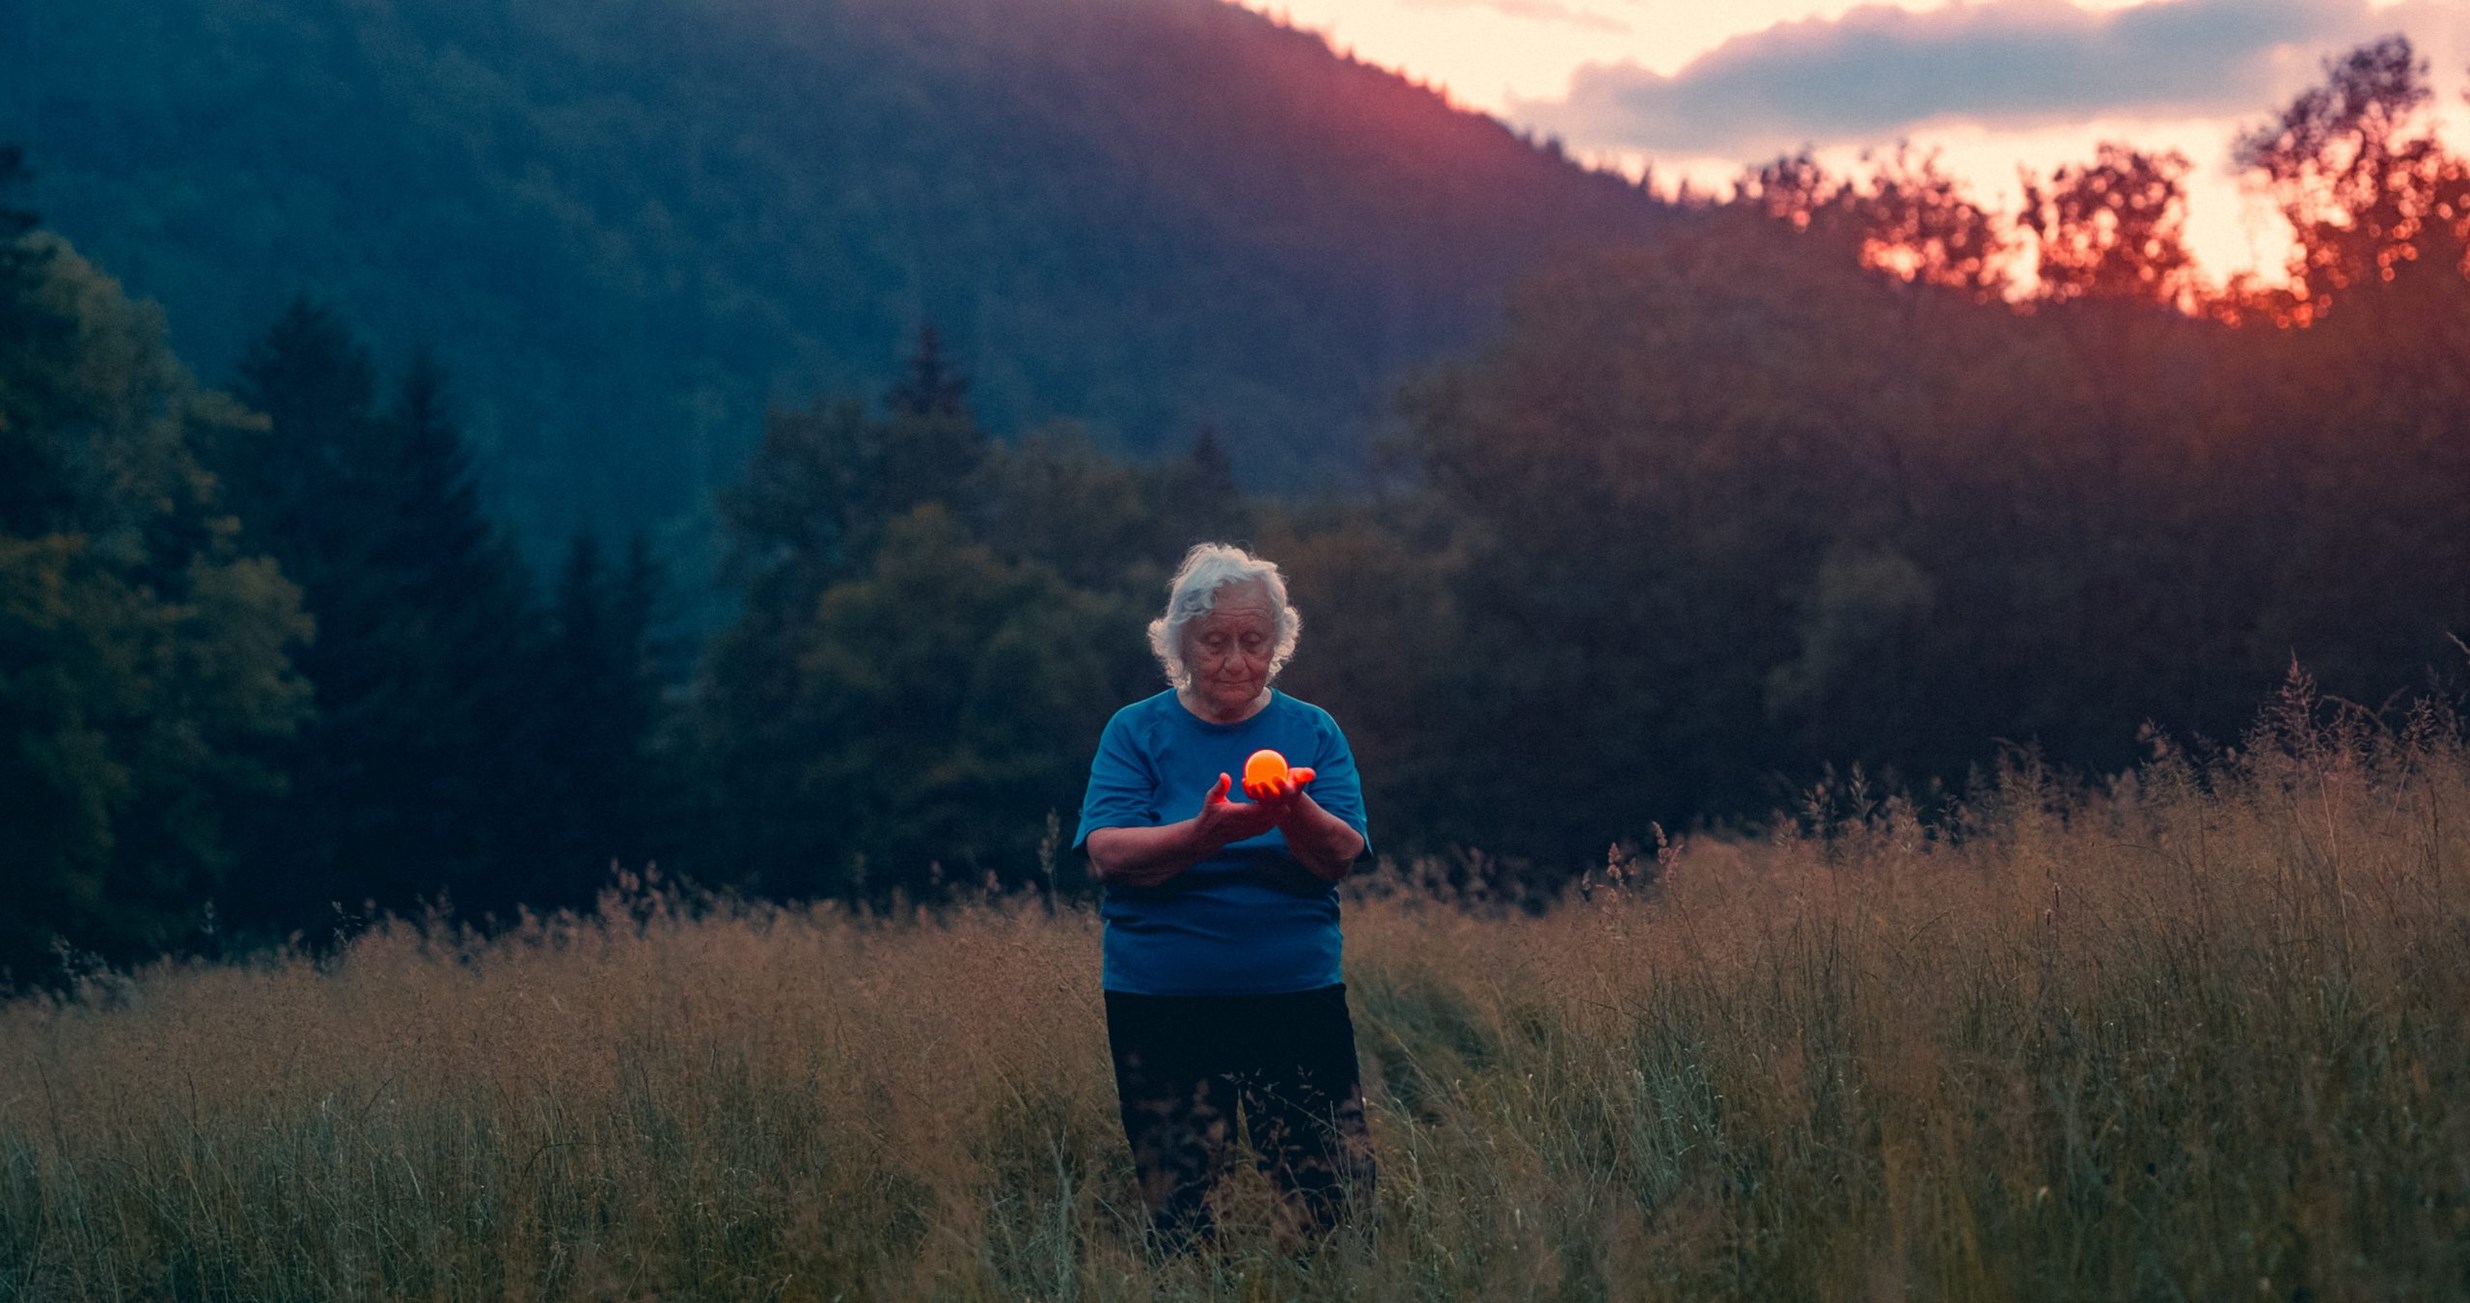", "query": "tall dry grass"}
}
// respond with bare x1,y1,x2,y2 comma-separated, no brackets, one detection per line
4,674,2468,1300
